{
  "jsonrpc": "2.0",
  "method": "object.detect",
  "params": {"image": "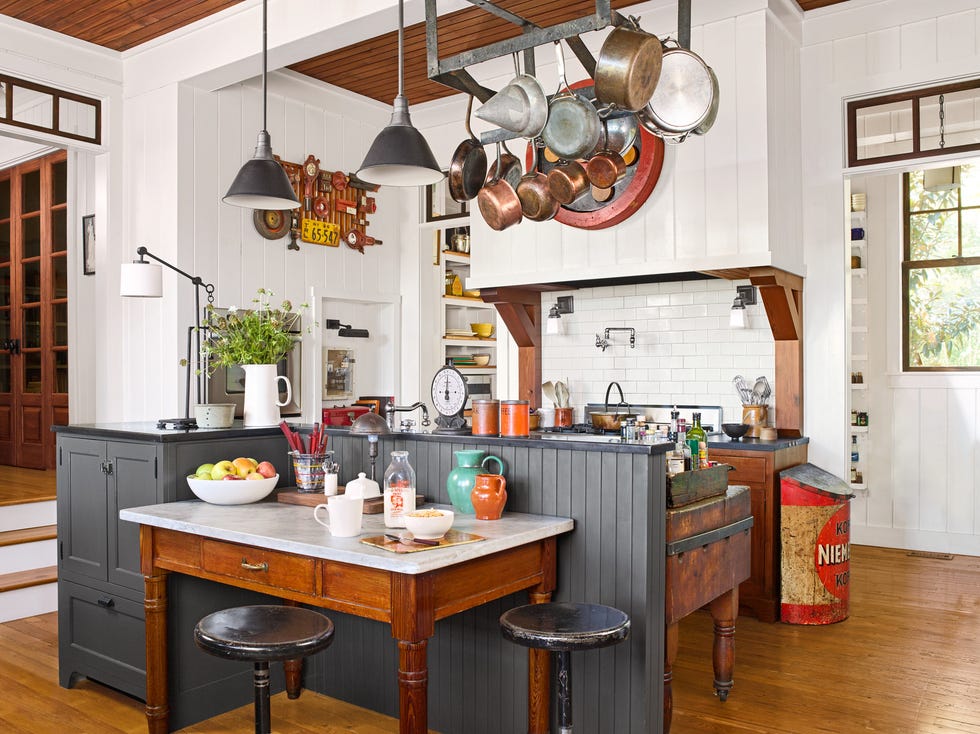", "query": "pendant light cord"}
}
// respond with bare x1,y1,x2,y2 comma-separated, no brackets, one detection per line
397,0,405,98
262,0,268,132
